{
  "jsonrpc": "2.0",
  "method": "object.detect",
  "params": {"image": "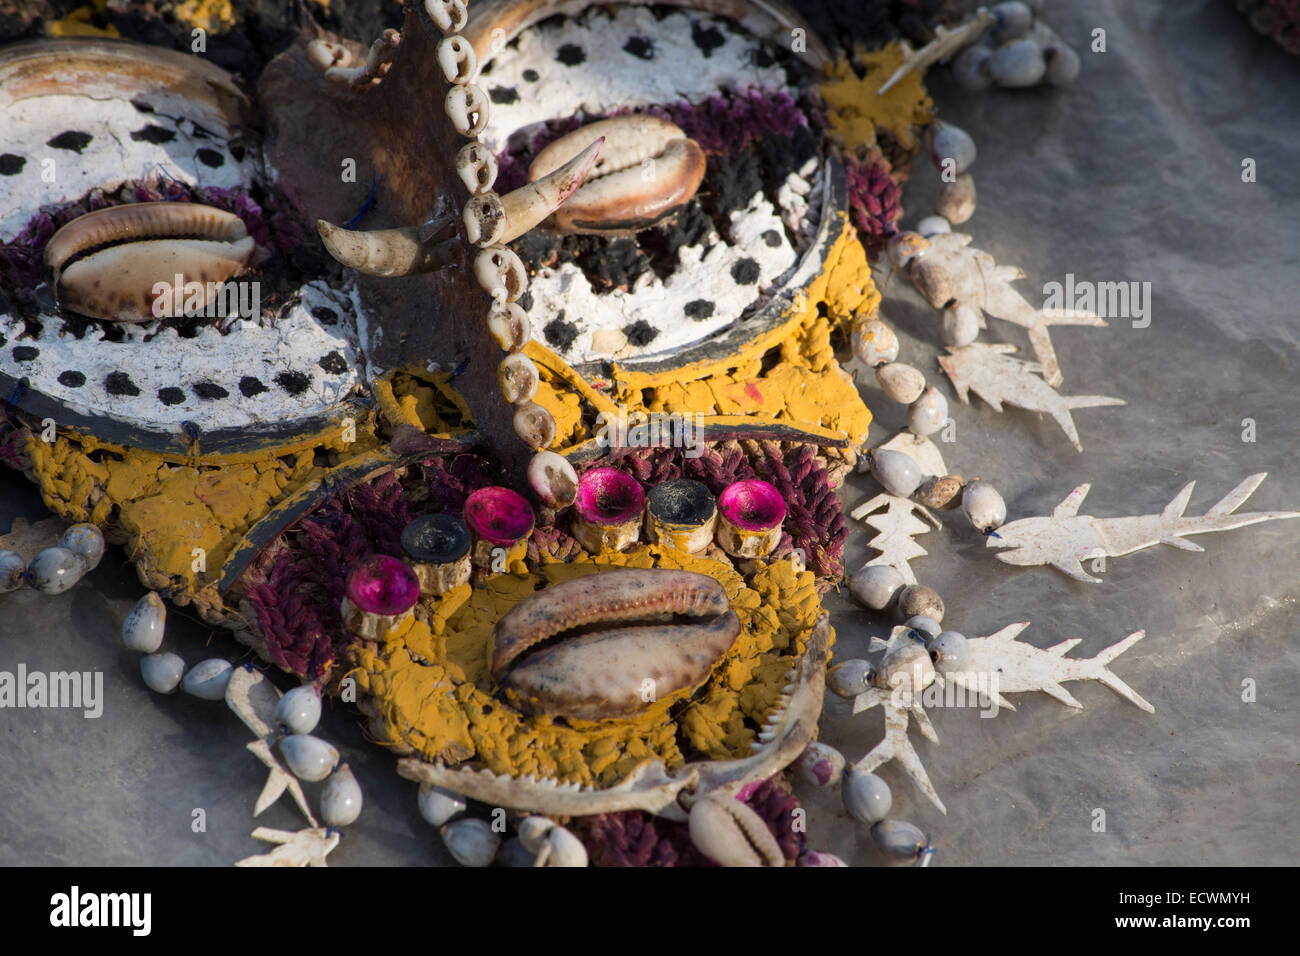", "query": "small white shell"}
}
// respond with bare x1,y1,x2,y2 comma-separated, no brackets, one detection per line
436,34,476,84
842,768,892,824
827,659,874,698
59,523,105,571
872,819,931,864
930,120,976,177
962,480,1007,534
527,450,578,508
870,448,924,497
182,658,233,700
279,734,340,782
140,652,185,694
456,142,499,196
935,173,976,225
1043,41,1081,85
497,837,535,867
990,1,1034,43
444,84,489,137
794,741,846,788
536,825,588,867
887,231,929,271
122,591,166,653
927,630,970,670
851,318,899,367
462,193,506,247
688,792,784,867
498,353,540,404
27,546,85,595
990,38,1046,87
876,640,936,697
517,815,556,855
941,301,980,347
897,584,945,622
905,615,942,640
847,564,905,611
418,783,467,827
275,684,322,734
915,215,951,238
875,363,927,405
951,44,992,90
441,818,501,867
907,387,948,436
321,763,363,827
424,0,467,35
0,550,25,593
474,246,528,303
